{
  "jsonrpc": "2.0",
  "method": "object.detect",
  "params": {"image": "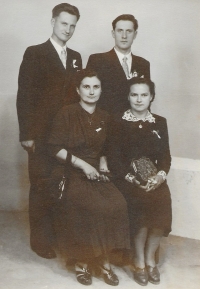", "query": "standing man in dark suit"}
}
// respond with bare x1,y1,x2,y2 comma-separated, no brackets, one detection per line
17,3,82,259
87,14,150,114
